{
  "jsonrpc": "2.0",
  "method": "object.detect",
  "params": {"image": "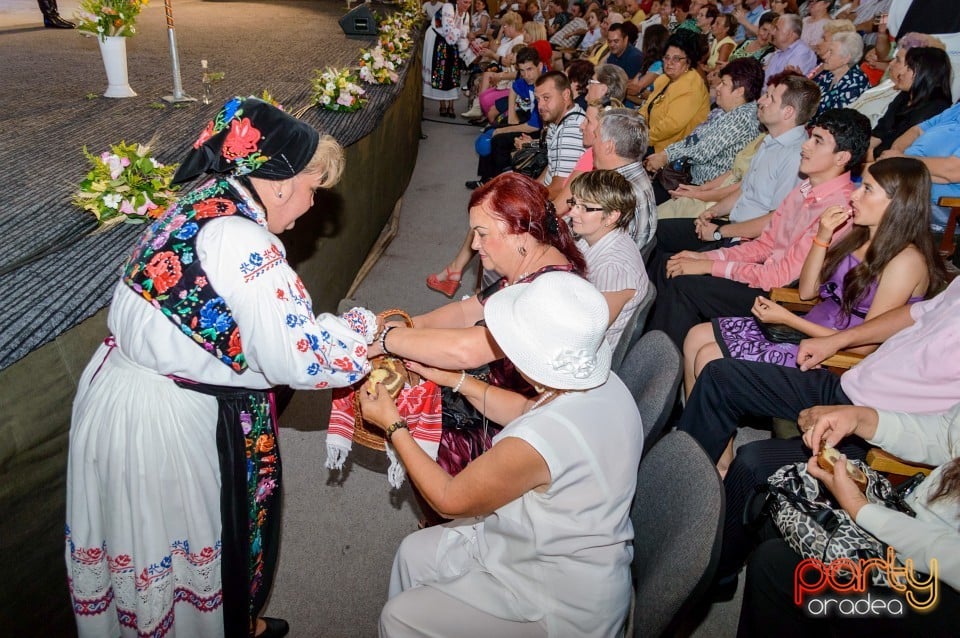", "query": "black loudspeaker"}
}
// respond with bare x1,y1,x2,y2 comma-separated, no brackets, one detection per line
339,5,379,36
